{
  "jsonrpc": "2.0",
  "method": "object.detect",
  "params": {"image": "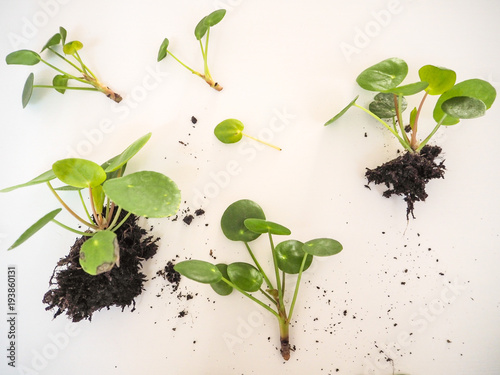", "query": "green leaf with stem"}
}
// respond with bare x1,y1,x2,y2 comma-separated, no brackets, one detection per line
52,158,107,189
41,33,62,52
194,16,209,40
383,81,429,96
102,133,152,173
205,9,226,27
79,230,119,275
214,119,282,150
0,169,56,193
157,38,169,62
8,208,62,250
62,40,83,55
175,260,222,284
227,262,263,293
103,171,181,218
275,240,313,274
303,238,343,257
6,50,41,65
441,96,487,119
210,264,233,296
244,218,291,236
22,73,35,108
52,74,69,94
369,92,407,119
220,199,266,242
418,65,456,95
356,57,408,92
324,95,359,126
